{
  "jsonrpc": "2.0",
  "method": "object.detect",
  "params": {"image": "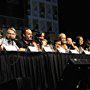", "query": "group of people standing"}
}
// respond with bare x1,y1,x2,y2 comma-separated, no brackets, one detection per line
0,27,90,53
